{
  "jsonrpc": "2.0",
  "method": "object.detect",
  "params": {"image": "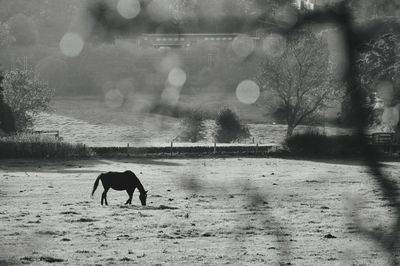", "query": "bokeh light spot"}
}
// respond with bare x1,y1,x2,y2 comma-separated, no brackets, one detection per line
59,32,84,57
168,68,187,88
161,87,181,106
117,0,141,19
236,80,260,105
231,34,255,59
105,89,124,109
262,33,287,57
